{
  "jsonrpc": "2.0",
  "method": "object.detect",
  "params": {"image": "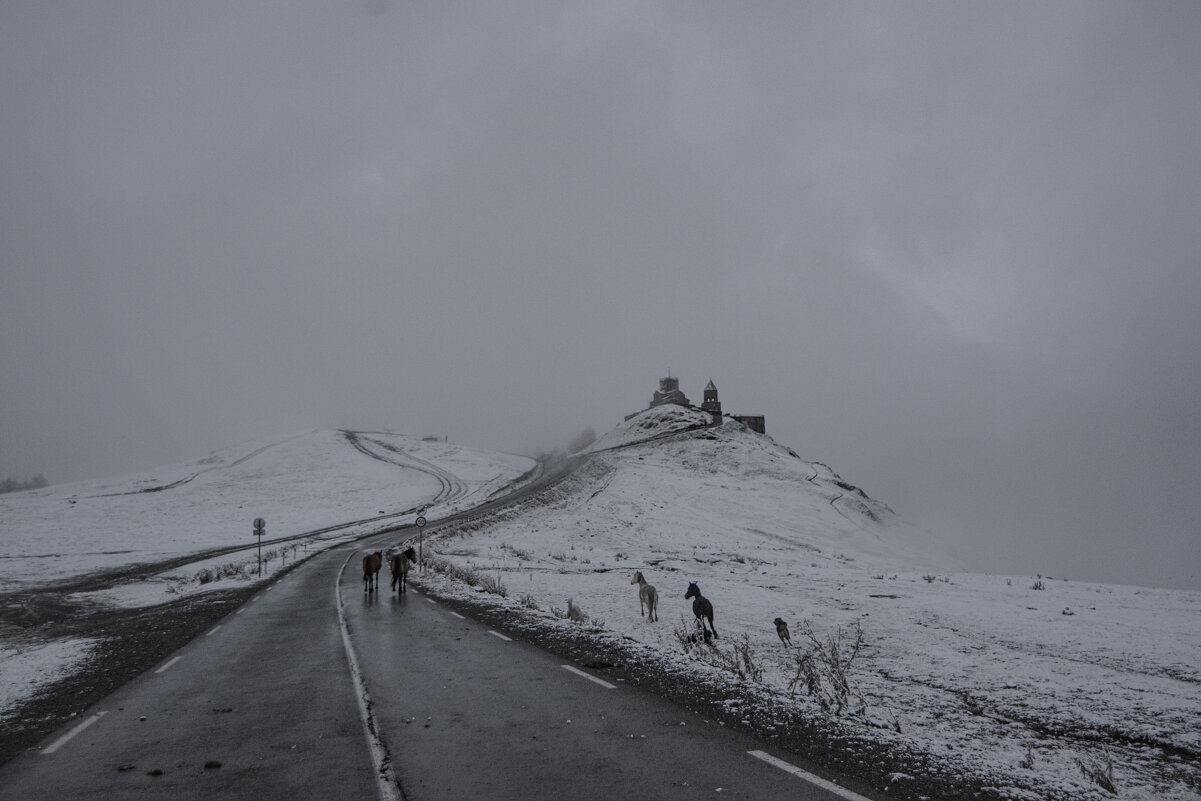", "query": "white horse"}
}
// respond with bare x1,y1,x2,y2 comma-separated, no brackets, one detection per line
630,571,658,622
